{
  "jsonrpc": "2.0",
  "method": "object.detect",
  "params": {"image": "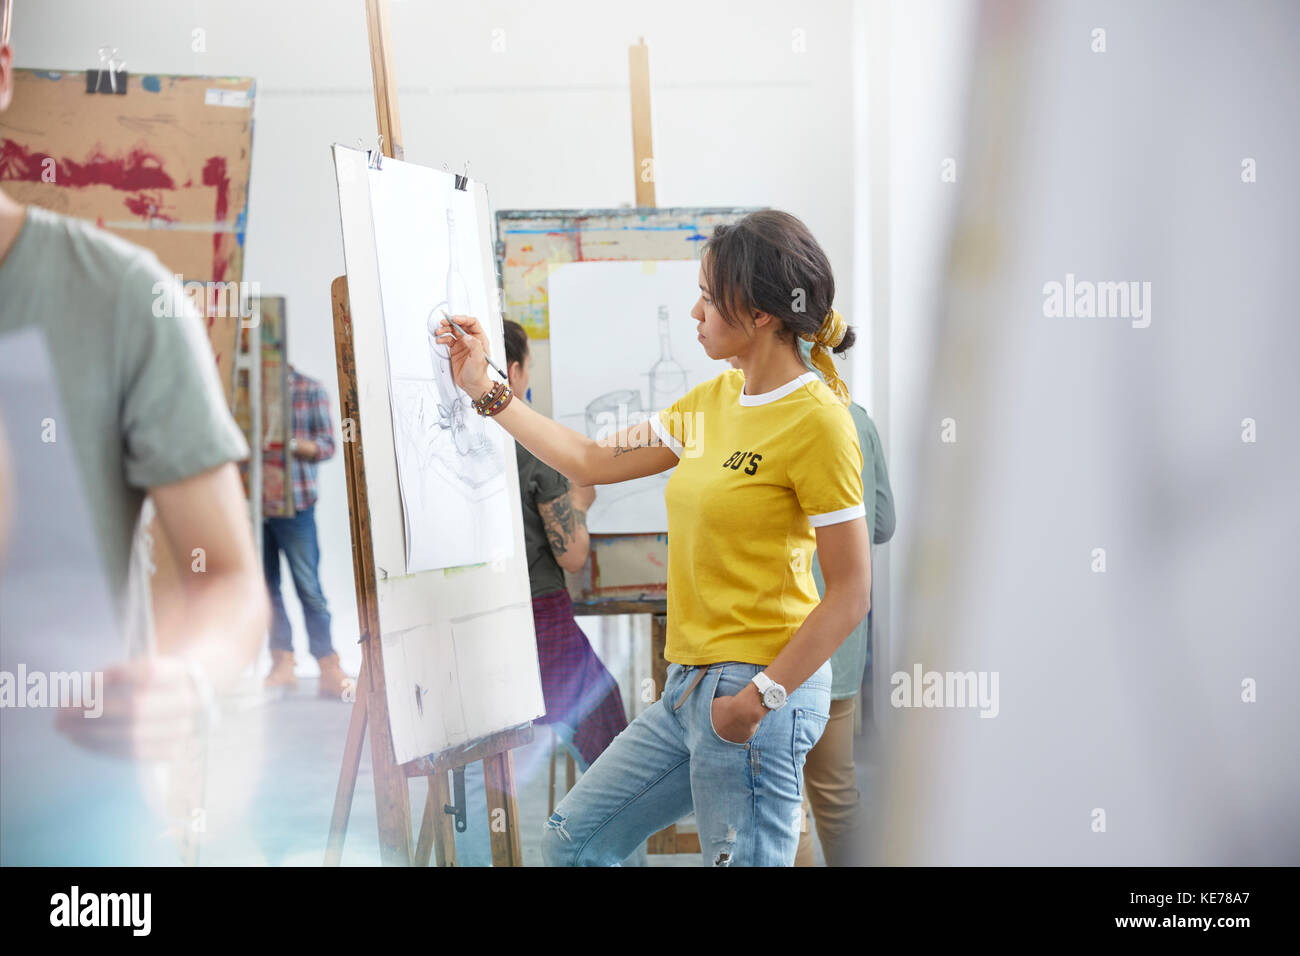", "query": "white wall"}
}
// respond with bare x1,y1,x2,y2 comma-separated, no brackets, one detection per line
12,0,859,676
877,0,1300,863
